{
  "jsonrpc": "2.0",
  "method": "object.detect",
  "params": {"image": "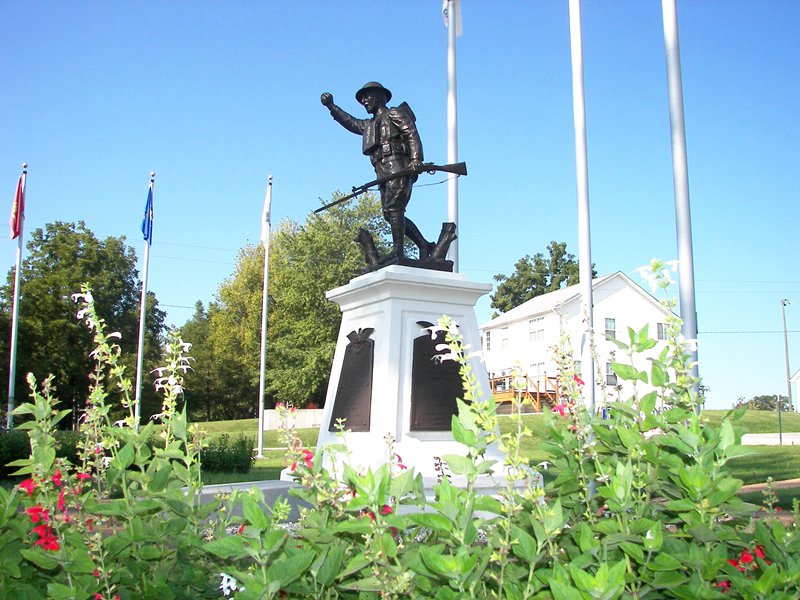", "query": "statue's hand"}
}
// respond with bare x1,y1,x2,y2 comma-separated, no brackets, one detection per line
409,159,422,173
320,92,333,107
